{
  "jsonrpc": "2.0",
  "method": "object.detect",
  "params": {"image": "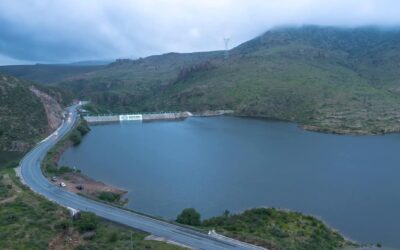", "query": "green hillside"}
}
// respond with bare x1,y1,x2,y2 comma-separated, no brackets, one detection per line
0,64,104,85
56,26,400,134
0,74,69,165
201,208,354,250
0,168,183,250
